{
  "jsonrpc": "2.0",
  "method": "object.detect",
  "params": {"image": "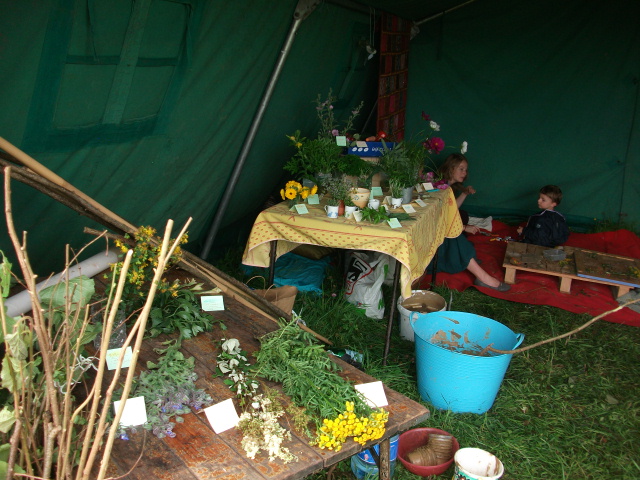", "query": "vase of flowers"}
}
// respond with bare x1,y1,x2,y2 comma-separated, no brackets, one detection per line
280,180,318,207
